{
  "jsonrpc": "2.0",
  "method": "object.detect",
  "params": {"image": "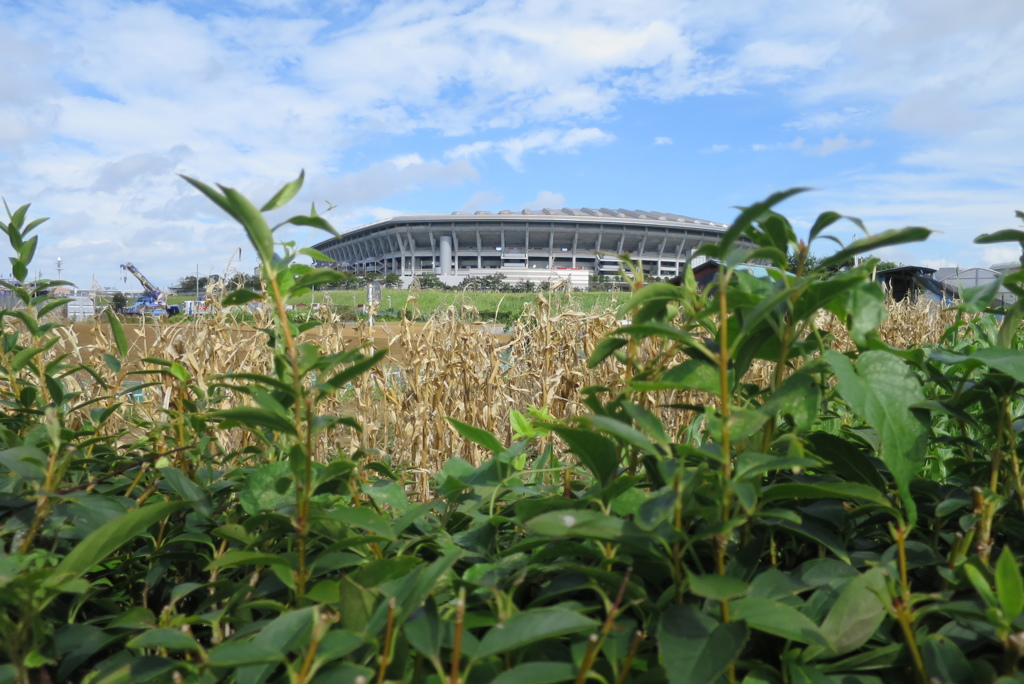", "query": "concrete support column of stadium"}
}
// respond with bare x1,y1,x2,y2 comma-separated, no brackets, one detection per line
313,208,752,290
